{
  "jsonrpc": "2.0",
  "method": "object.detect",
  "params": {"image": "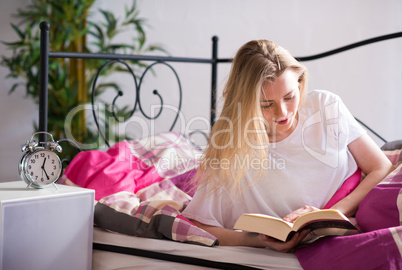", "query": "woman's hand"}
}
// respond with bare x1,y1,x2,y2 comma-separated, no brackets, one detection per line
259,229,310,253
191,219,310,253
283,205,320,223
